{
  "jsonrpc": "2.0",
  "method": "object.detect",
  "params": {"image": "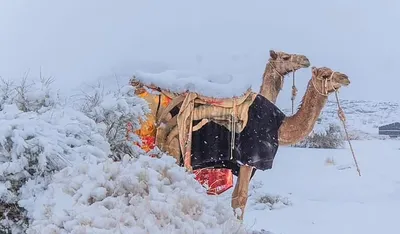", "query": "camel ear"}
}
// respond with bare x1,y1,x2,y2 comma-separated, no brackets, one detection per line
312,66,319,76
269,50,278,60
